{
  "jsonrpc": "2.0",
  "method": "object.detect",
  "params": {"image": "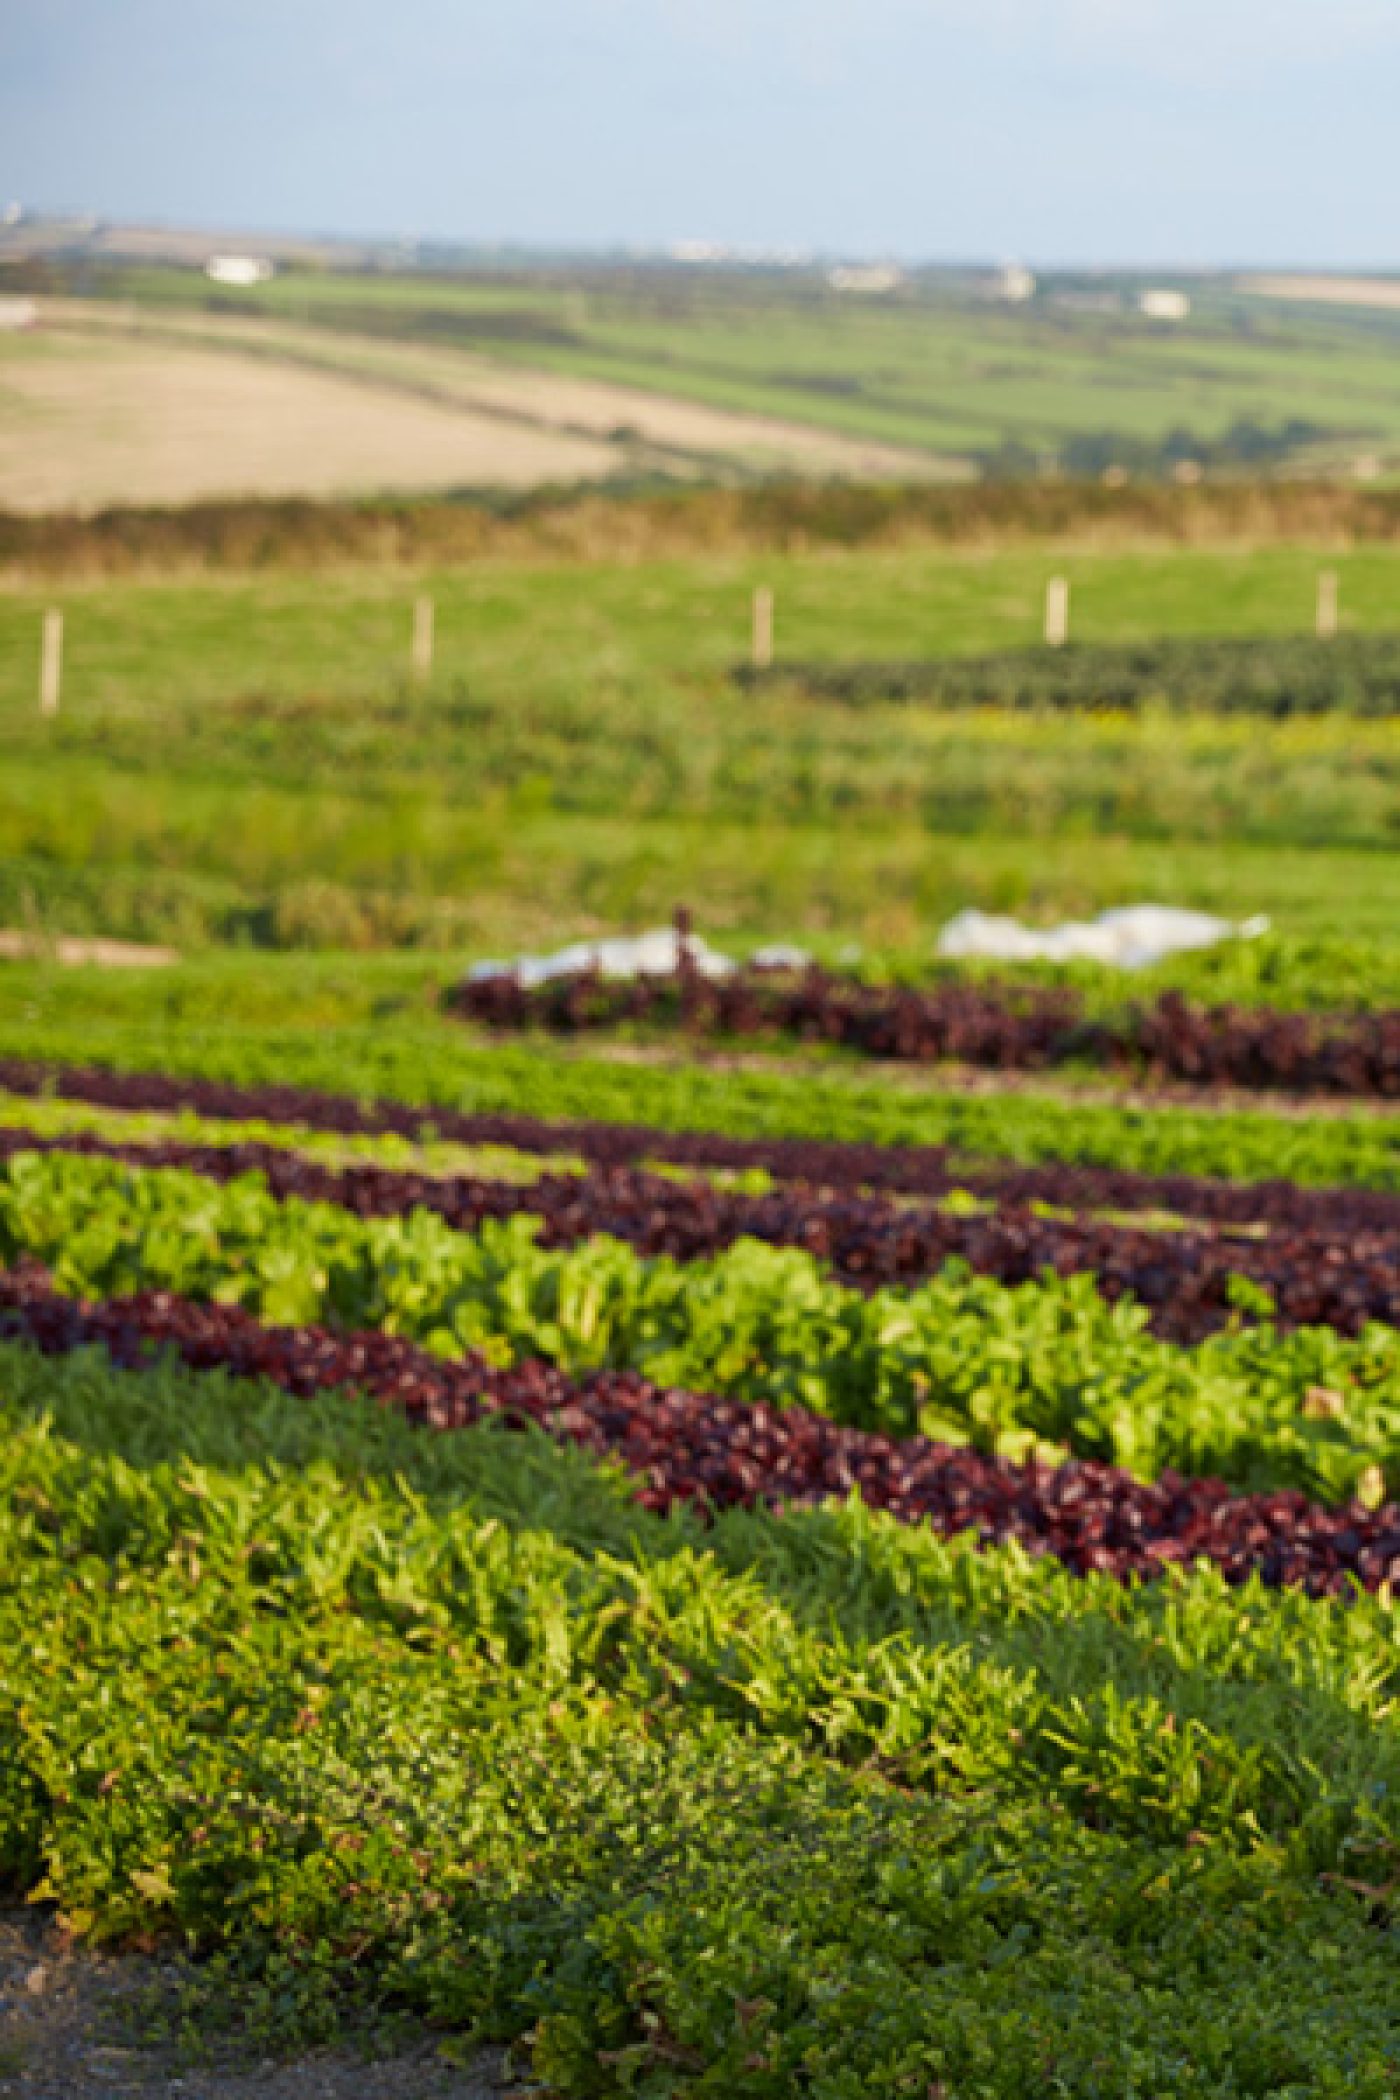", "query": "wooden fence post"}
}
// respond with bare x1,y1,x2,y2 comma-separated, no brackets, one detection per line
1316,570,1339,640
40,608,63,716
1044,576,1070,648
411,594,435,682
752,586,774,670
